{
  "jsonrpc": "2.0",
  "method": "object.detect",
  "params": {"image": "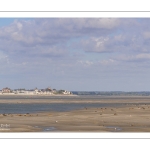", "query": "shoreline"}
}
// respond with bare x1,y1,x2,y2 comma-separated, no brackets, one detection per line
1,93,150,97
0,93,77,96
